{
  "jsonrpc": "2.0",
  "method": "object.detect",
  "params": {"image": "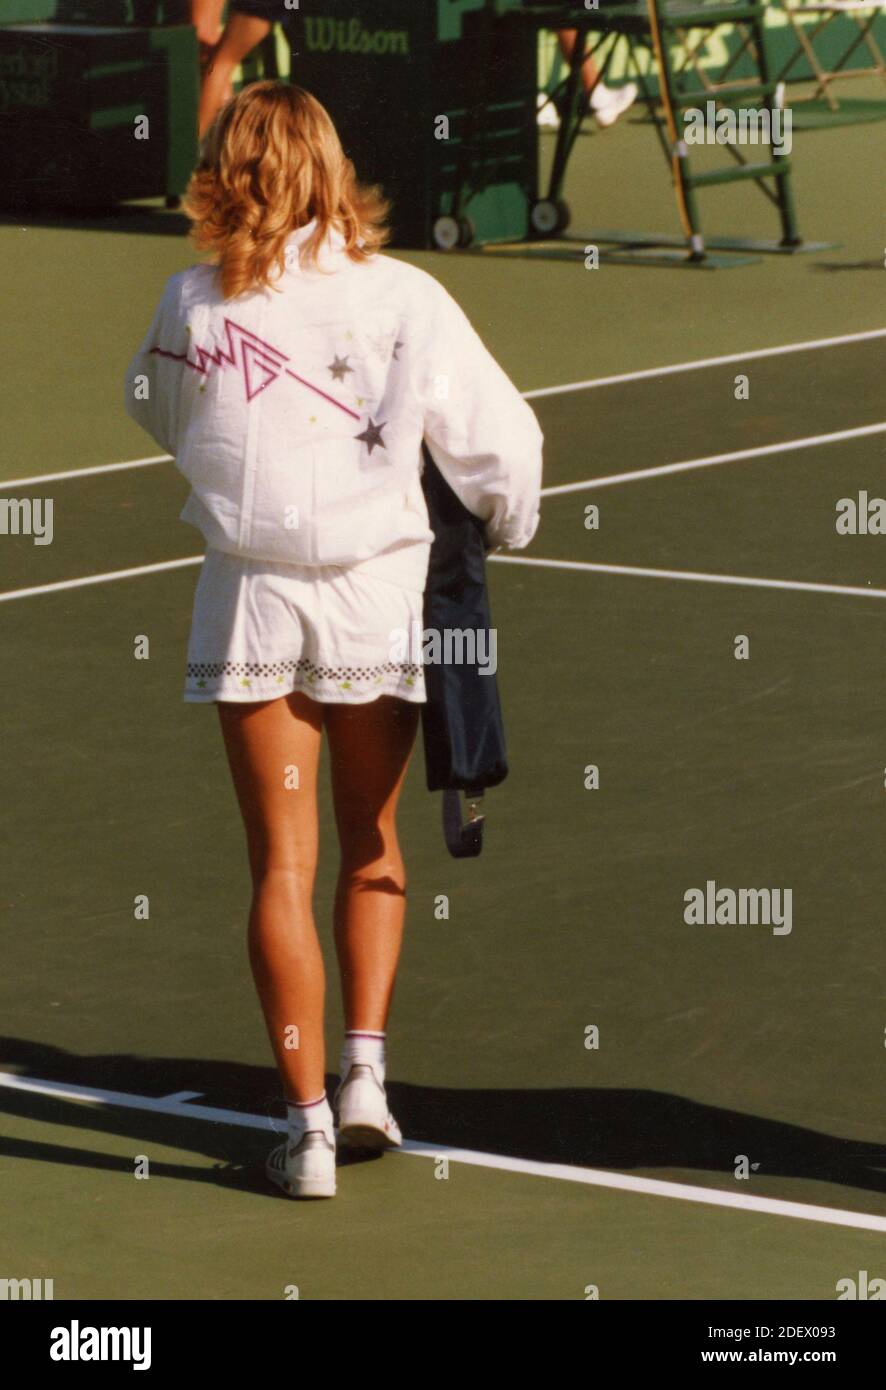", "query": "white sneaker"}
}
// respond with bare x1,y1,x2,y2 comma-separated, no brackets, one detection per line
266,1131,337,1199
537,92,561,130
335,1063,402,1151
593,81,638,129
